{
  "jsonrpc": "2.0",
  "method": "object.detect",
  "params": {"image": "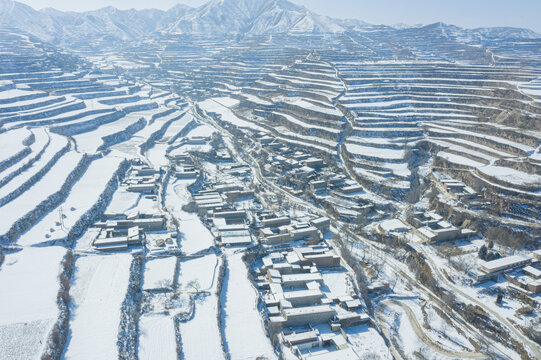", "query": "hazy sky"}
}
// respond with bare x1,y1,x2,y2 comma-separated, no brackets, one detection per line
16,0,541,33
